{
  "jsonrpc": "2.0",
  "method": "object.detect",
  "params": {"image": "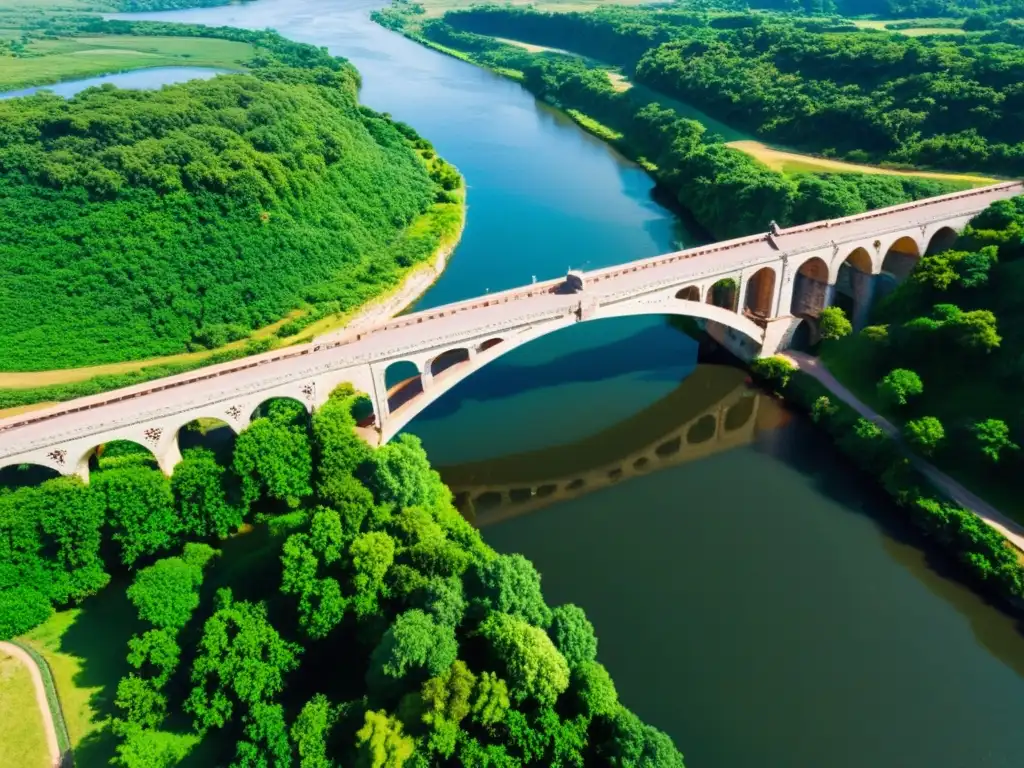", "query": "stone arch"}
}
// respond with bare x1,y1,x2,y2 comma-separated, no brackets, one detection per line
82,438,159,475
655,436,682,457
248,396,310,427
429,348,471,378
686,414,717,445
743,267,776,318
0,462,61,490
834,247,876,329
881,235,922,282
478,338,503,353
790,256,831,317
676,285,700,301
926,226,958,255
705,278,738,311
384,360,423,414
178,416,237,461
724,395,756,432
